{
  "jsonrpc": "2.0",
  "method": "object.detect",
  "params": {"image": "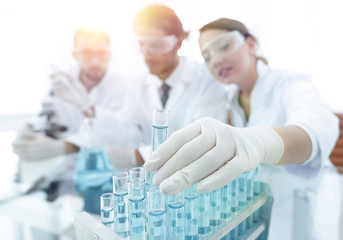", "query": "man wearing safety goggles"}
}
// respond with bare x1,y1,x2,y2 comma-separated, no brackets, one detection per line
87,4,228,164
